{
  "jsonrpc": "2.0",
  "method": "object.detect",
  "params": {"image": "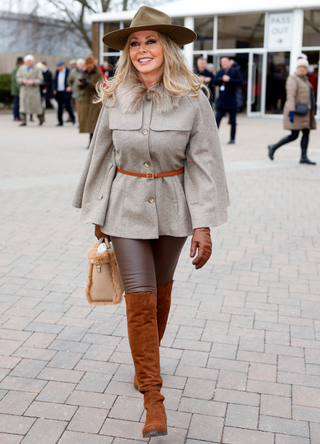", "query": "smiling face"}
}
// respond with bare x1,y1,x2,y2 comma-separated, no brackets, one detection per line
129,30,164,85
